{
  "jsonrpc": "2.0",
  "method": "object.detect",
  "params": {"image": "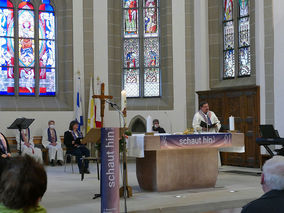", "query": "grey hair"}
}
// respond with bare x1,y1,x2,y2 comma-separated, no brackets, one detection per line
263,156,284,190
